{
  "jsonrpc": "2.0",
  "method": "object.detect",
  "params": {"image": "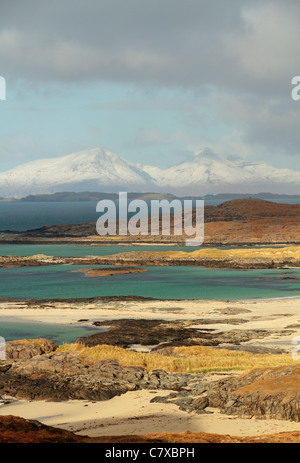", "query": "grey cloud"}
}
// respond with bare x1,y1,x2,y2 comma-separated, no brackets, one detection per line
216,91,300,157
1,0,296,96
0,0,299,165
